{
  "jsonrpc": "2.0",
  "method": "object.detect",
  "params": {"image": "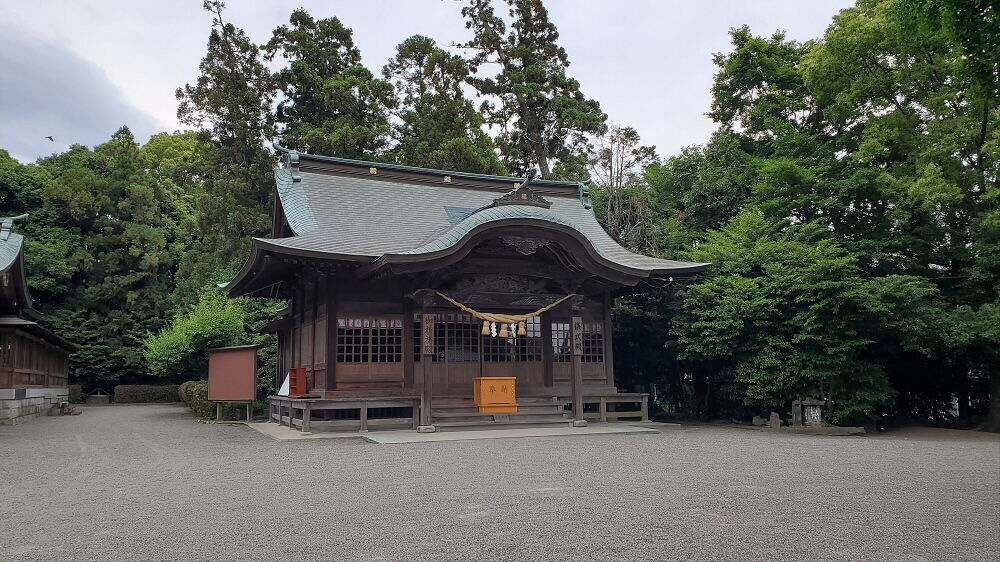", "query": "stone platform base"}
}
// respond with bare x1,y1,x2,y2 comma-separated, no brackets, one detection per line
1,388,70,425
